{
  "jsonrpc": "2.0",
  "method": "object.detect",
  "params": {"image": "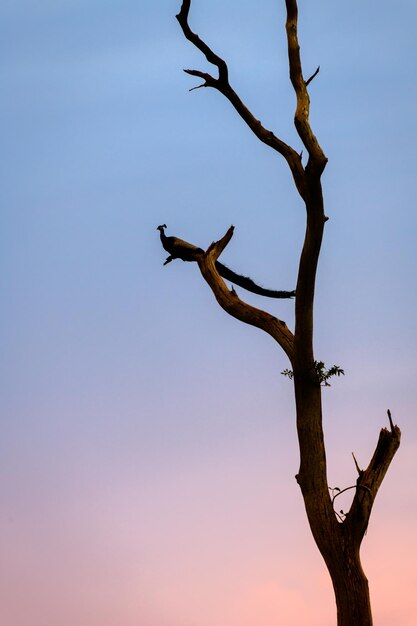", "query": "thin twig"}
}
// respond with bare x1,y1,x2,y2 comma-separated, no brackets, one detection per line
305,65,320,87
189,83,206,92
387,409,394,432
352,452,362,475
